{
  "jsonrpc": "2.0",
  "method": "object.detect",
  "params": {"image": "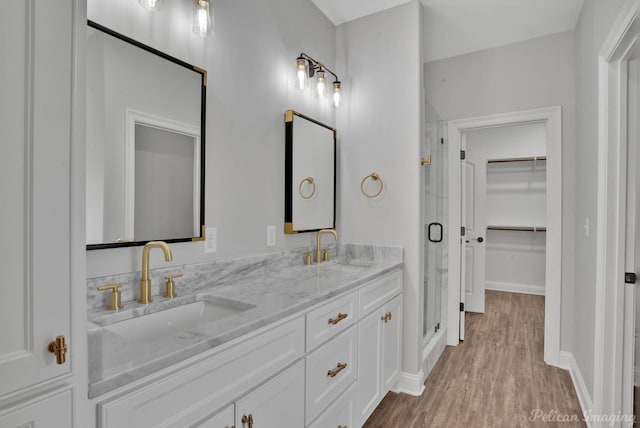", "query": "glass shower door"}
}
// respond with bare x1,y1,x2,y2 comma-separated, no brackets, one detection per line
423,102,448,344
